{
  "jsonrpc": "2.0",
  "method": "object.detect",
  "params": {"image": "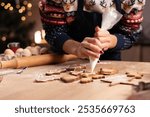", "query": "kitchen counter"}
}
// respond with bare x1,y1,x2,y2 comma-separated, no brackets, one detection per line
0,59,150,100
